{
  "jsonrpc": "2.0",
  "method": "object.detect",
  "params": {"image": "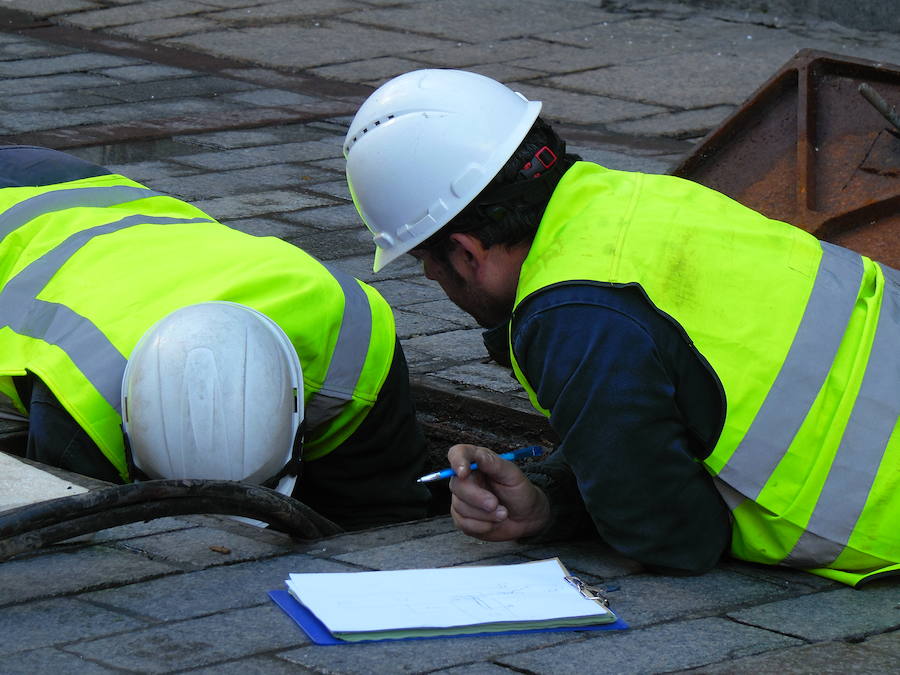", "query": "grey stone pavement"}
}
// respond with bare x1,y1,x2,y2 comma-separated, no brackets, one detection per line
1,0,899,672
